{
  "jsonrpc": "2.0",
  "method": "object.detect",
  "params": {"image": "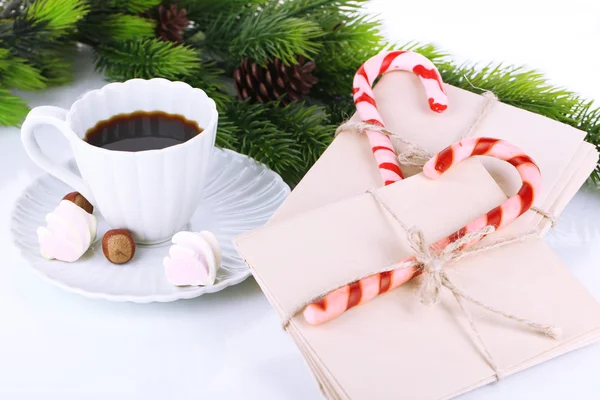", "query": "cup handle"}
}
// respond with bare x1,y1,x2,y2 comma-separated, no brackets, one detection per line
21,106,95,204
